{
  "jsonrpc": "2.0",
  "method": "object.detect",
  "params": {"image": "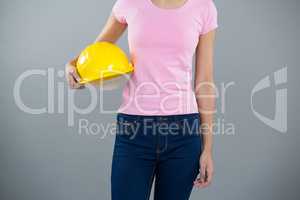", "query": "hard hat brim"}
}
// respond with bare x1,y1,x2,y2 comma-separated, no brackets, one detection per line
79,69,133,84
